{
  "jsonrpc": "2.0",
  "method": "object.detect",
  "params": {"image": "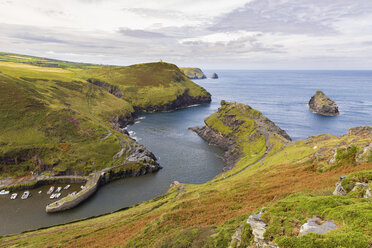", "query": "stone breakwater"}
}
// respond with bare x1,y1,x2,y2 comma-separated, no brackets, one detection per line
46,172,101,213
